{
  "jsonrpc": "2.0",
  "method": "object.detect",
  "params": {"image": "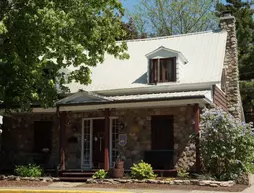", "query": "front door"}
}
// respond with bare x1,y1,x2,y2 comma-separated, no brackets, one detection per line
92,119,105,169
